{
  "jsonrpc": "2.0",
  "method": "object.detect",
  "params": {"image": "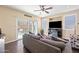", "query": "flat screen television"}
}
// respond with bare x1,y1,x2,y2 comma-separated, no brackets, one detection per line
49,21,62,28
